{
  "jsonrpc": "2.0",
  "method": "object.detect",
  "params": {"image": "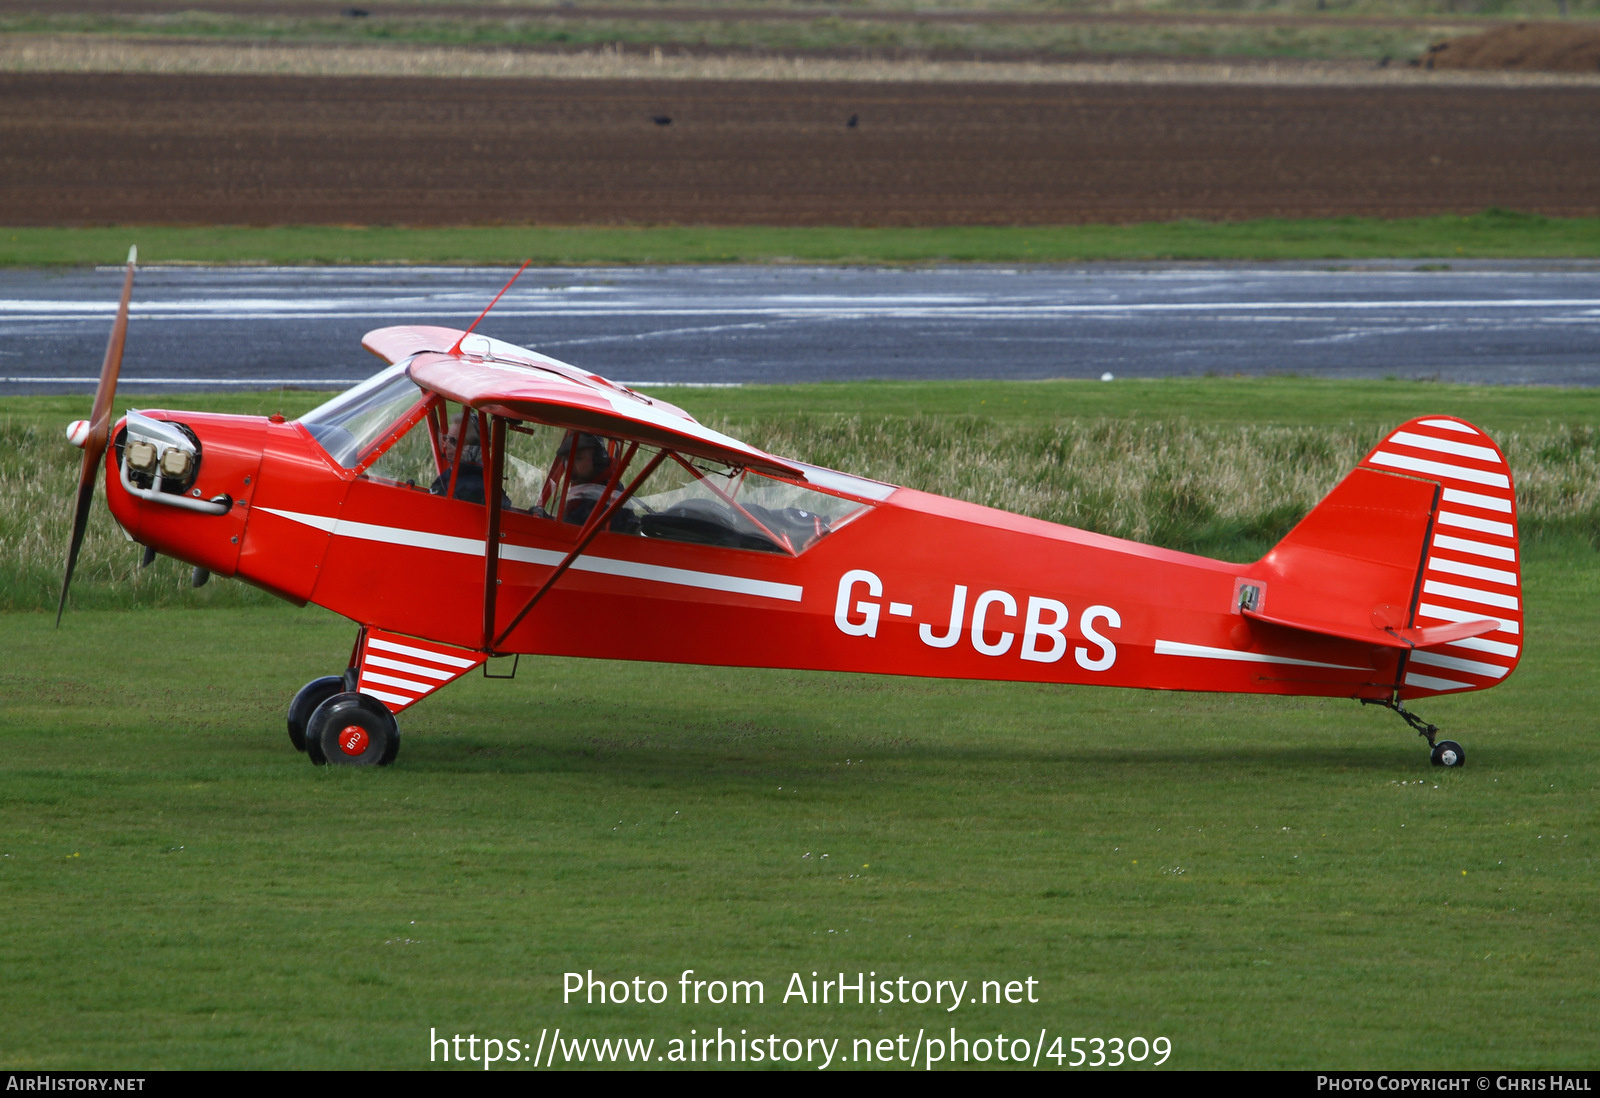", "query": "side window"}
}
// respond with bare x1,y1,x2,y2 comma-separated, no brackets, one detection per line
362,404,442,490
628,451,869,553
501,420,568,517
